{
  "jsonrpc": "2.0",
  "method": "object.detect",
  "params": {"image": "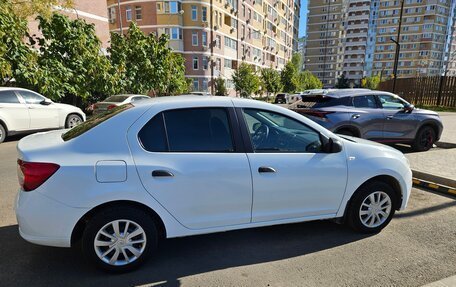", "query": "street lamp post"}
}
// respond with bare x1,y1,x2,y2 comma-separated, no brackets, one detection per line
391,0,404,93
